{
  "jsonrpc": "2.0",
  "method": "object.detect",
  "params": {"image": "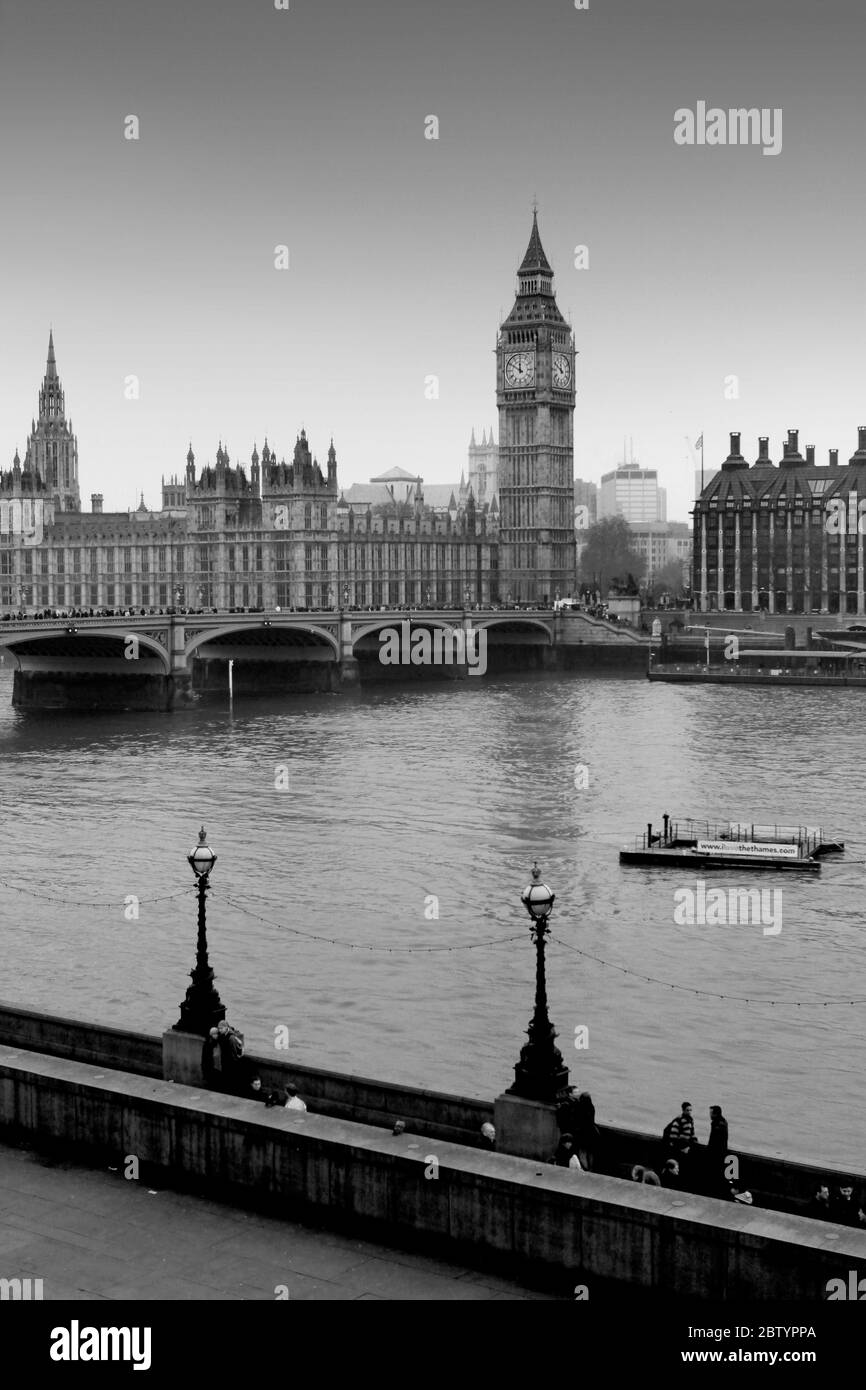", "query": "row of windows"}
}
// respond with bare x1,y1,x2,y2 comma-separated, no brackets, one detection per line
0,541,490,579
3,576,493,610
